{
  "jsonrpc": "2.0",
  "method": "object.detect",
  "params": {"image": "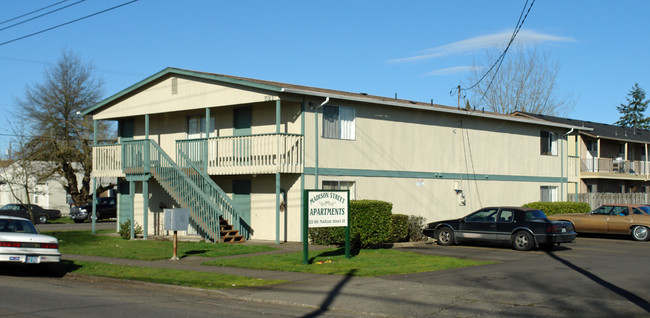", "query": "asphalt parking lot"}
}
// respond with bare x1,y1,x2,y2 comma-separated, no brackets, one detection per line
392,236,650,313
